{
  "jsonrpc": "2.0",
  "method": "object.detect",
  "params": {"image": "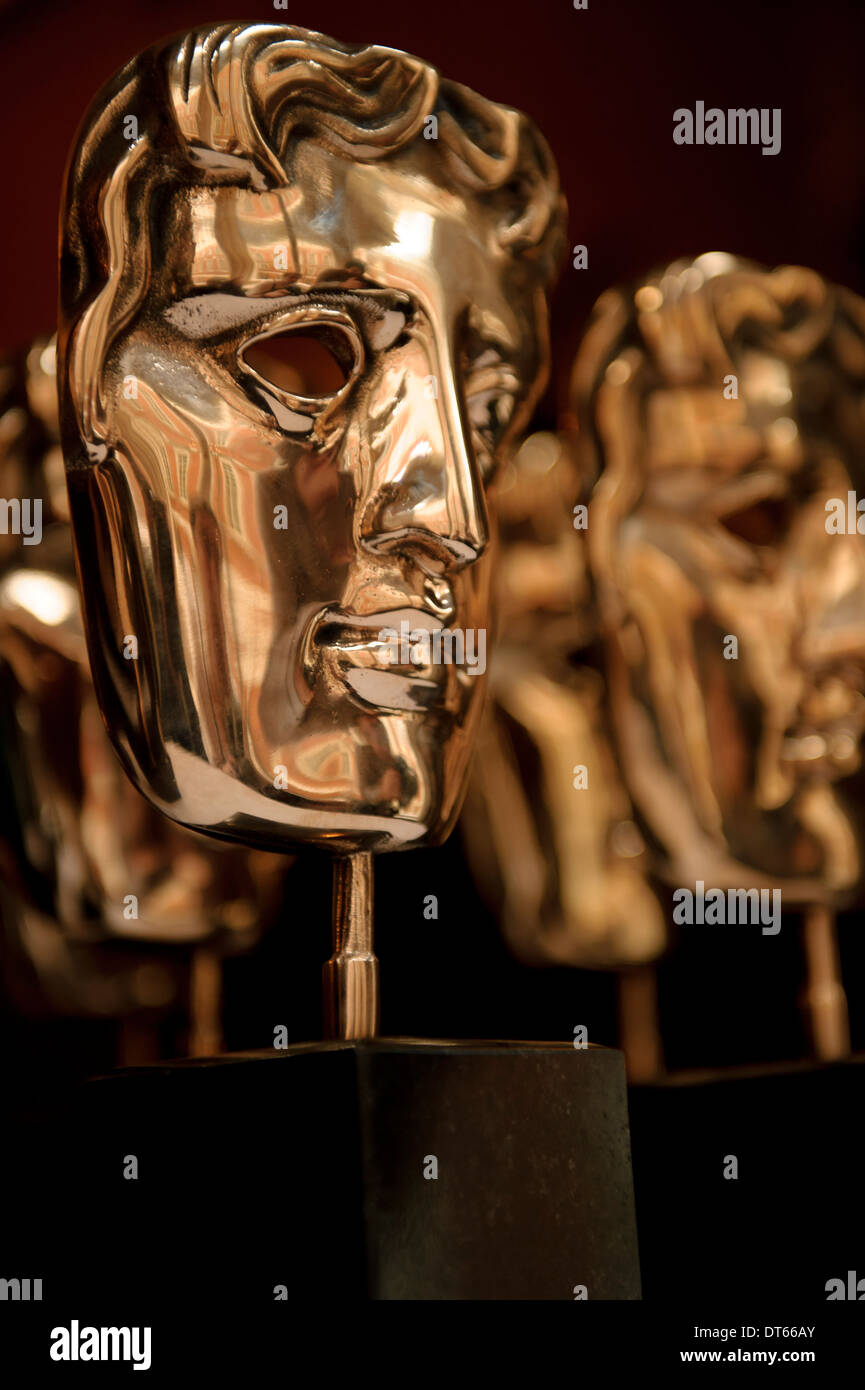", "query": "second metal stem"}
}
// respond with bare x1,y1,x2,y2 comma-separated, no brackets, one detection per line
803,904,849,1062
